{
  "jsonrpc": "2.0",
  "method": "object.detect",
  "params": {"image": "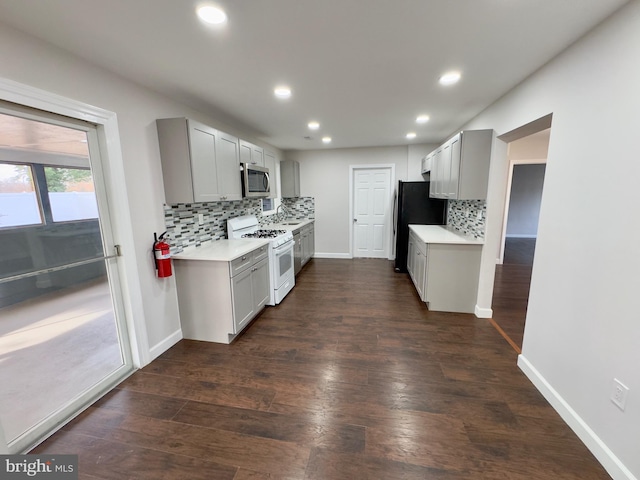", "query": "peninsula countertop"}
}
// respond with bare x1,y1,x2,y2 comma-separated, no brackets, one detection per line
408,225,484,245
